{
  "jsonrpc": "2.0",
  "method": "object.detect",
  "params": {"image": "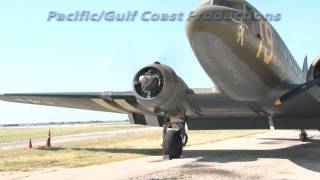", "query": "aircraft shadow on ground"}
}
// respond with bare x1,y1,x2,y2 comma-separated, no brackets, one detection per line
48,139,320,173
48,147,162,156
183,139,320,173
